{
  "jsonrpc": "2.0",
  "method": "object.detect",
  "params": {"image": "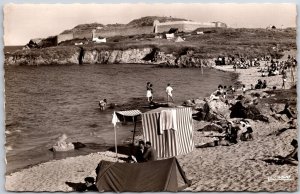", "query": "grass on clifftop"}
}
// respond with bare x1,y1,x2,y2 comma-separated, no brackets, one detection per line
11,27,296,61
76,27,296,59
